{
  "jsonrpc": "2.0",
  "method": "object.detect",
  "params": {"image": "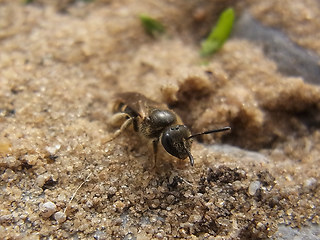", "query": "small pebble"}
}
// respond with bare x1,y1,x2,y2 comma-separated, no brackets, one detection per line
36,174,51,187
0,214,12,223
45,144,61,155
113,200,125,211
40,201,57,218
304,177,316,187
248,181,261,196
54,211,66,223
189,214,202,223
1,156,19,168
